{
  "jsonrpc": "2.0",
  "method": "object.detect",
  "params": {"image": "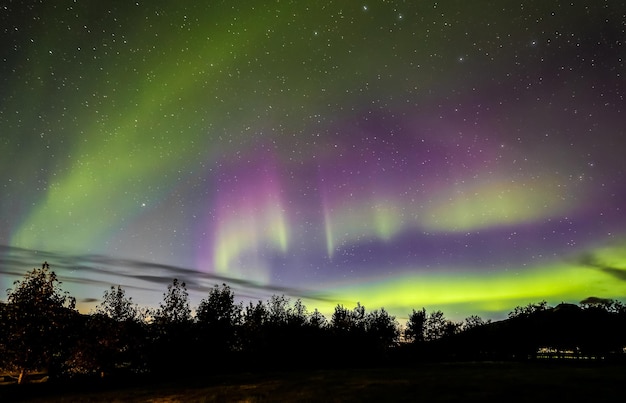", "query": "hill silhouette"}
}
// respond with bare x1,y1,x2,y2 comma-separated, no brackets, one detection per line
405,302,626,362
